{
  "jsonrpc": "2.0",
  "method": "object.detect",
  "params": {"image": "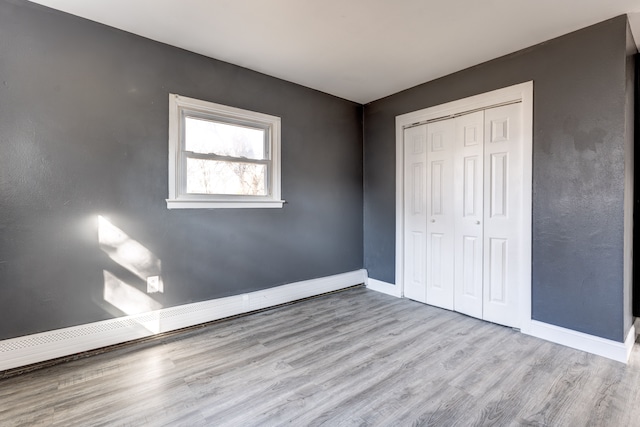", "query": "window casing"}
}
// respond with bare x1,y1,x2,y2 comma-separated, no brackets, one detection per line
167,94,283,209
